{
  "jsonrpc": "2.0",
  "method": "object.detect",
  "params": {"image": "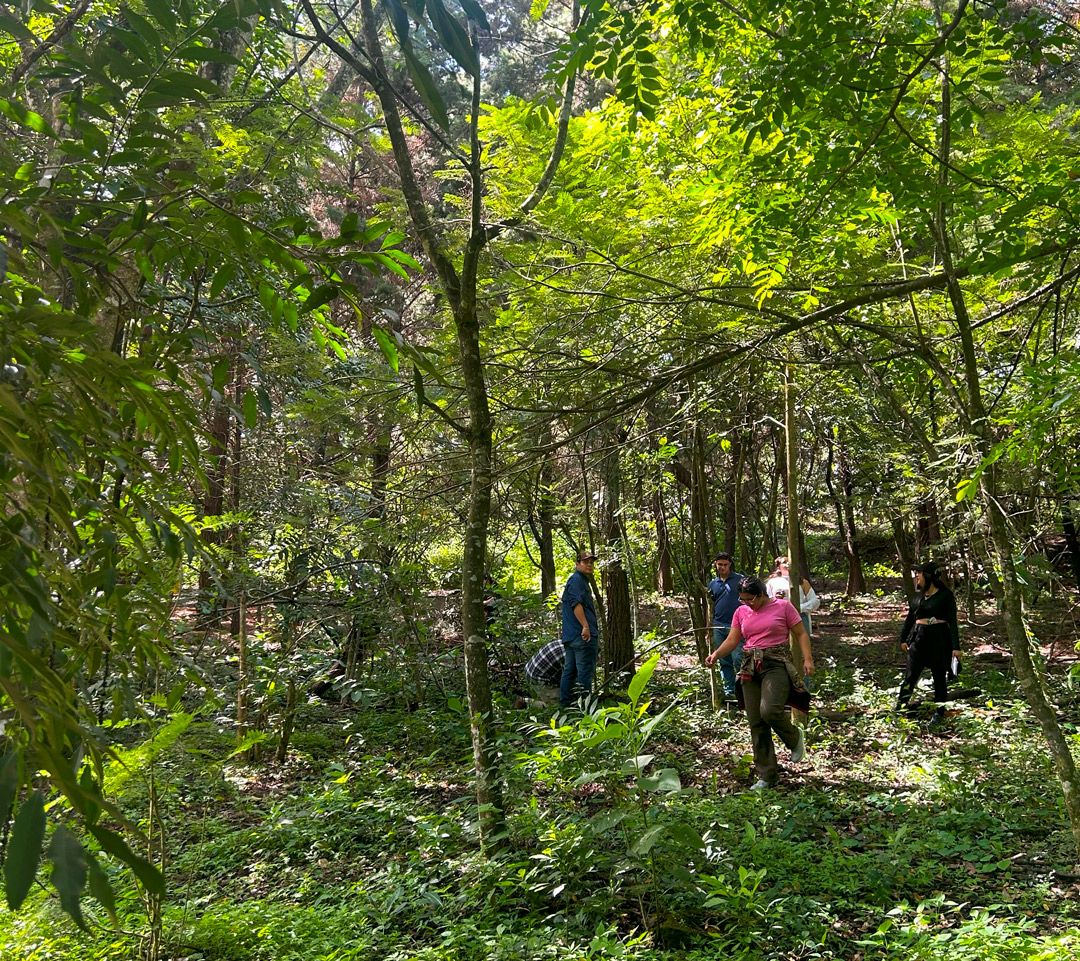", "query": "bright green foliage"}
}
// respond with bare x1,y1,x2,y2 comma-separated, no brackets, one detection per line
0,0,418,924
